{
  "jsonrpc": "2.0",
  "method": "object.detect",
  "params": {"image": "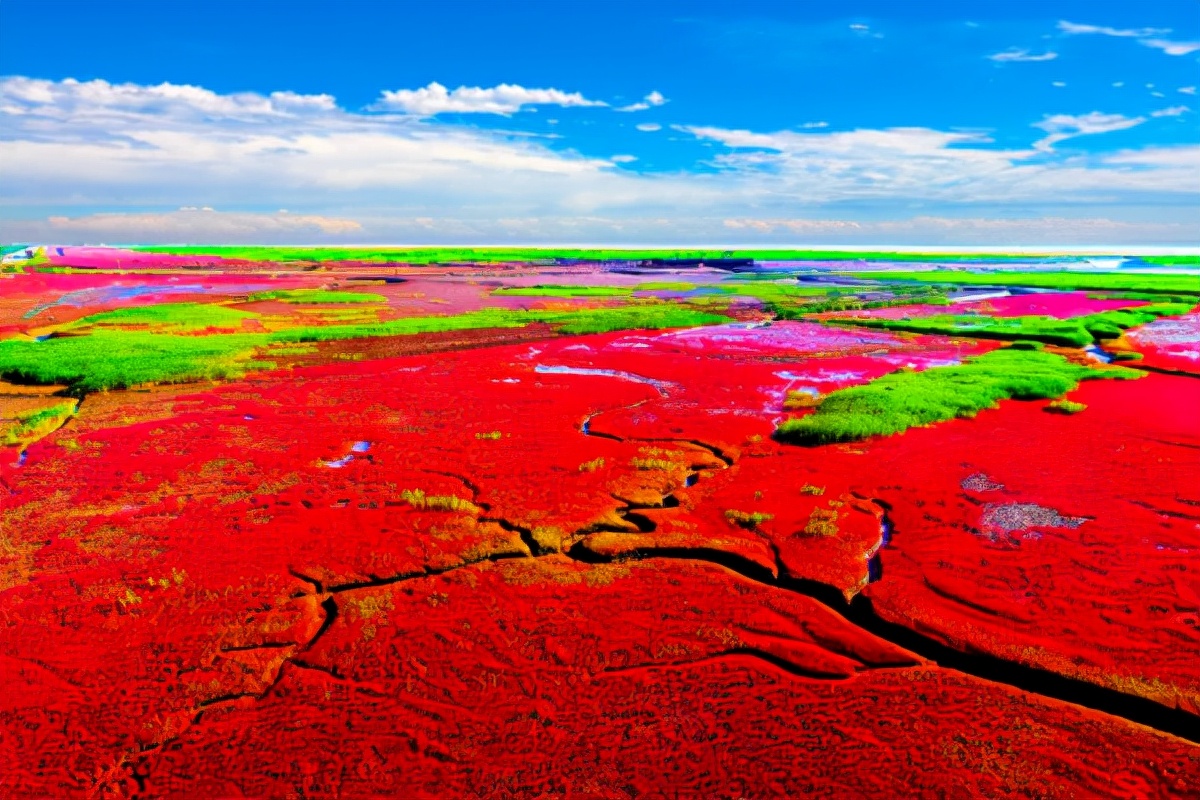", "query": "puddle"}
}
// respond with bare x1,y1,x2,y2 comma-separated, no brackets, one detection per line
324,455,354,468
351,441,371,453
1084,345,1113,364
